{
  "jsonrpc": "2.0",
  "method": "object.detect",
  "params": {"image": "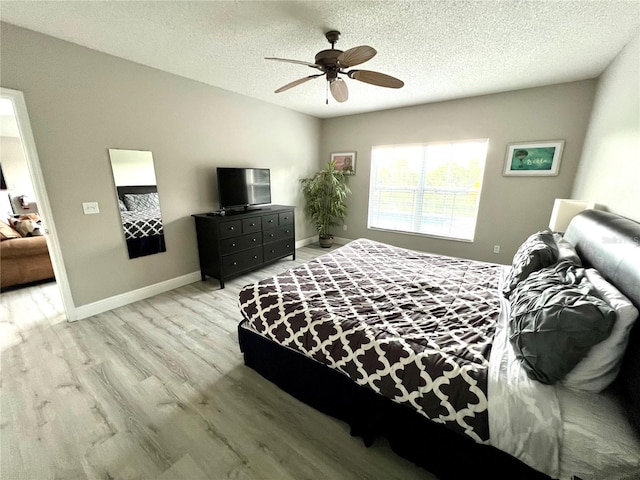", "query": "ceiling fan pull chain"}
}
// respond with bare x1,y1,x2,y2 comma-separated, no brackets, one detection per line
326,80,329,105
